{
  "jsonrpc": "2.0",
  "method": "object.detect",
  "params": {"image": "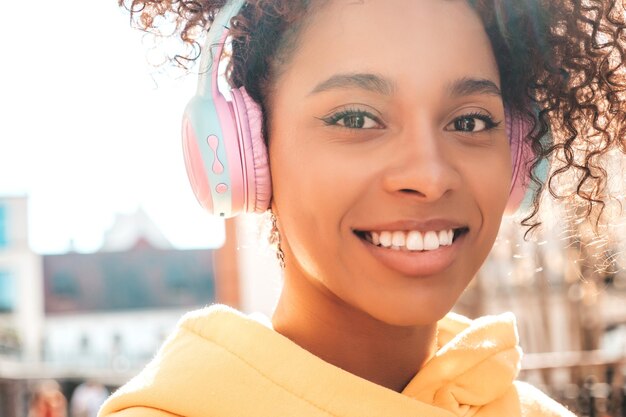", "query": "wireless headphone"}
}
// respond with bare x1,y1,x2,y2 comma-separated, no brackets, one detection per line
182,0,269,218
182,0,548,218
